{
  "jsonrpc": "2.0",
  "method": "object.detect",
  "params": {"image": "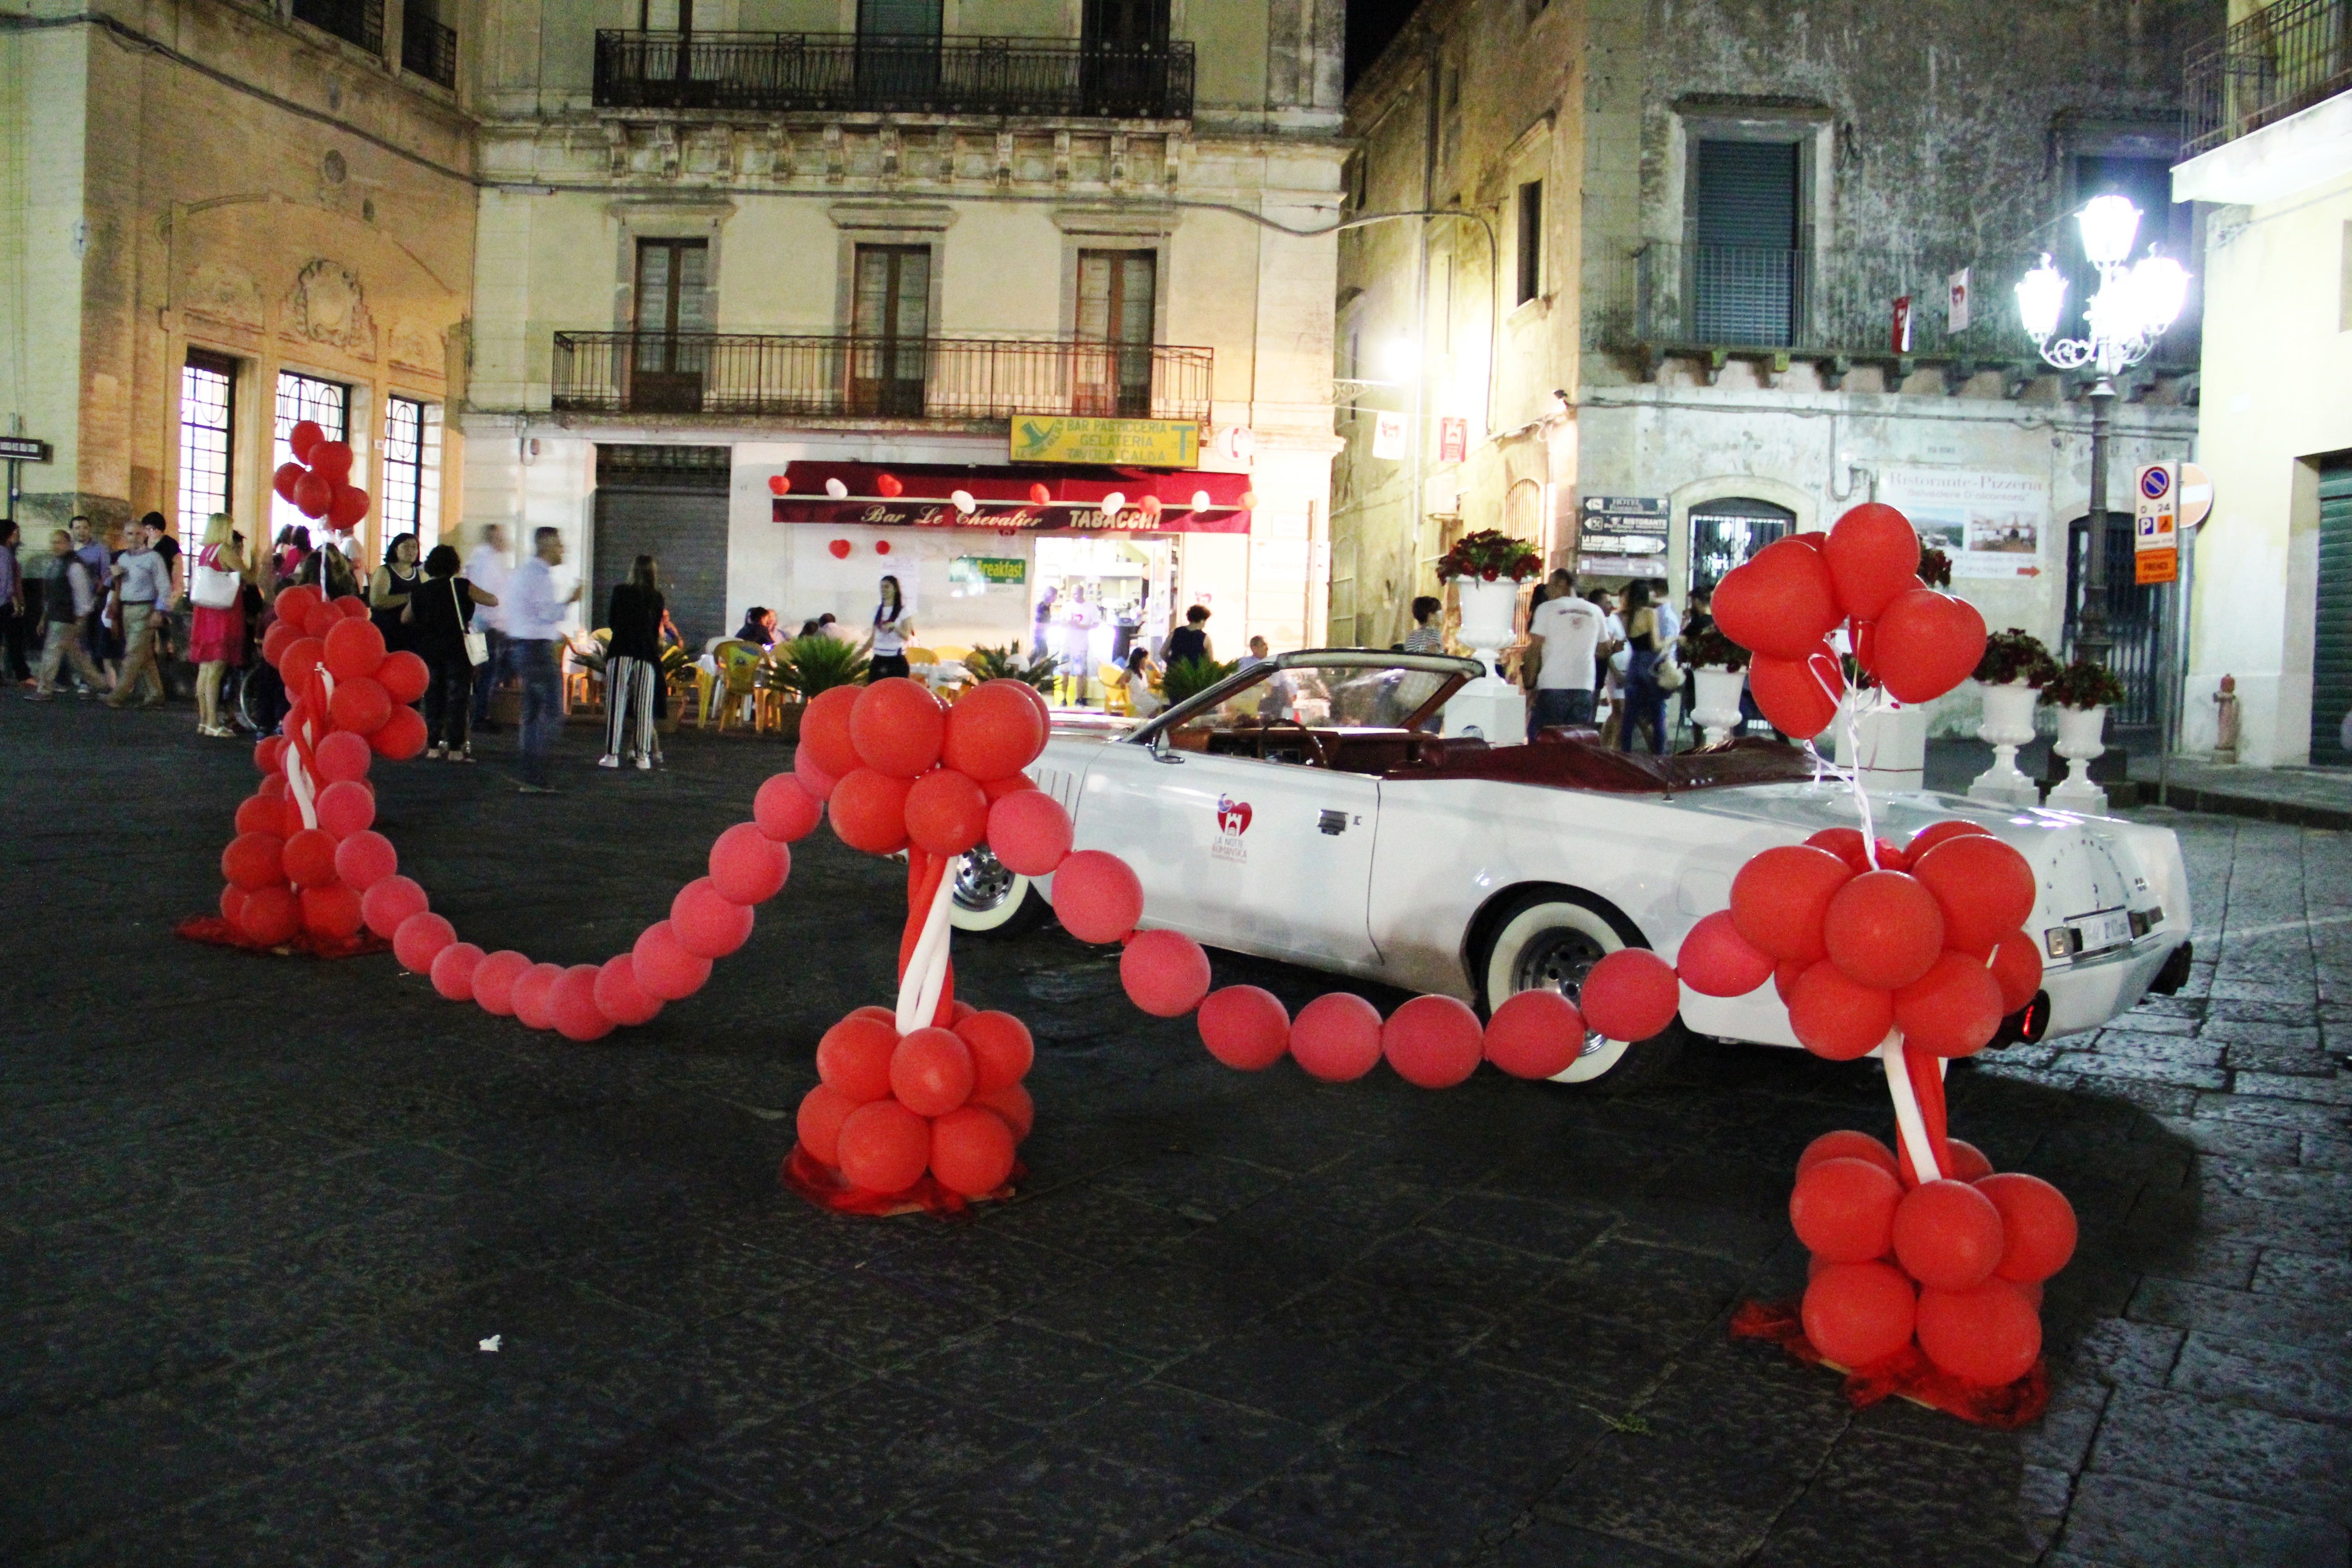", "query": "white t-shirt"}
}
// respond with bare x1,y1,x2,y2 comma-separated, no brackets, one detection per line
1656,599,1681,645
1530,595,1604,691
464,544,511,632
